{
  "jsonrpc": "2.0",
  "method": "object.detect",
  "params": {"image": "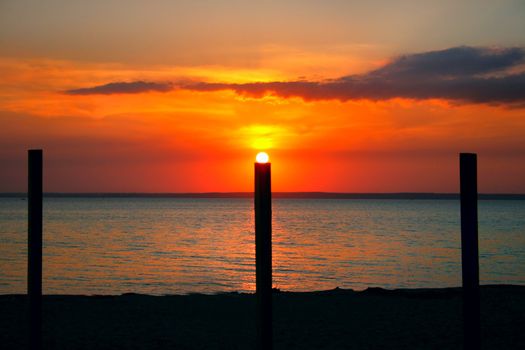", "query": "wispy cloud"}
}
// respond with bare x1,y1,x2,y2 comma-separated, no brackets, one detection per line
65,81,172,95
65,46,525,105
